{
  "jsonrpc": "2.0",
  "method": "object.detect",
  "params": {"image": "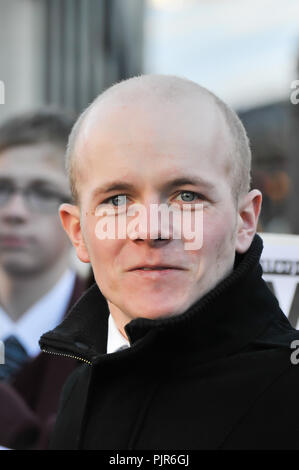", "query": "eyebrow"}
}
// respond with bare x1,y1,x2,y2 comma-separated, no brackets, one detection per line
162,177,214,192
91,176,215,201
91,181,137,201
0,176,65,190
